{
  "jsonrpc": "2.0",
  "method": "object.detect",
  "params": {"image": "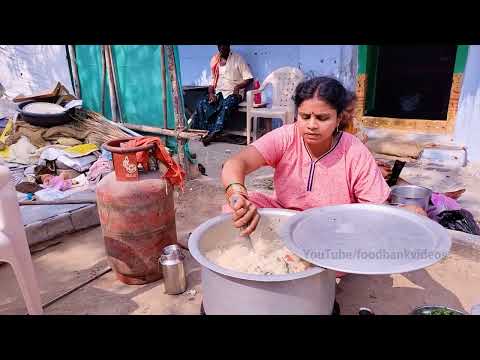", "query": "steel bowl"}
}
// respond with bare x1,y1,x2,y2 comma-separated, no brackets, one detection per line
390,185,433,211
